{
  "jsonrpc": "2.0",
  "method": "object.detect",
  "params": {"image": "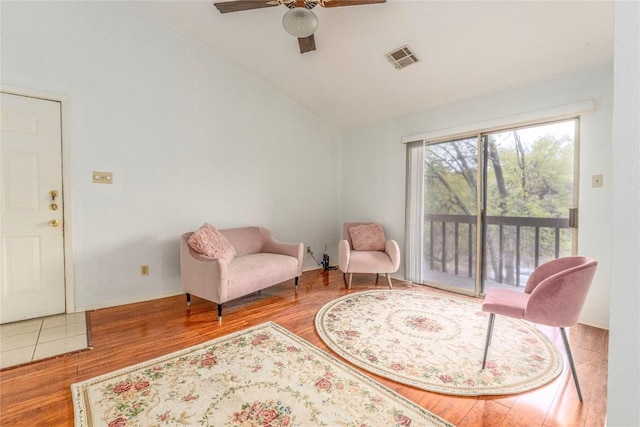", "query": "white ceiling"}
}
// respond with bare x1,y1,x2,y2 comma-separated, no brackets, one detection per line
134,0,614,131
